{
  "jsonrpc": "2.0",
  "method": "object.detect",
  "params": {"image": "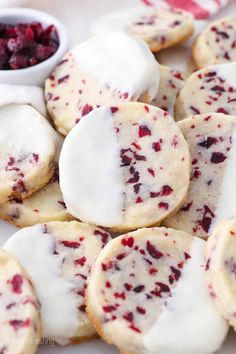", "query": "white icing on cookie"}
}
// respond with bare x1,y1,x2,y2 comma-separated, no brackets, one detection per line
59,106,123,227
0,104,57,157
4,224,79,343
216,61,236,89
72,32,159,101
91,7,155,35
144,237,228,354
0,84,46,116
210,128,236,232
